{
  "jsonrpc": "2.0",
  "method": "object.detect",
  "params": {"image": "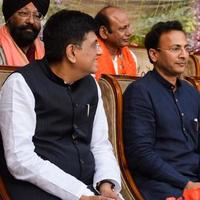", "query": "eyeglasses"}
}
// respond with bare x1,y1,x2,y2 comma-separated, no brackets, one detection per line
75,42,102,52
17,11,44,21
157,45,192,55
